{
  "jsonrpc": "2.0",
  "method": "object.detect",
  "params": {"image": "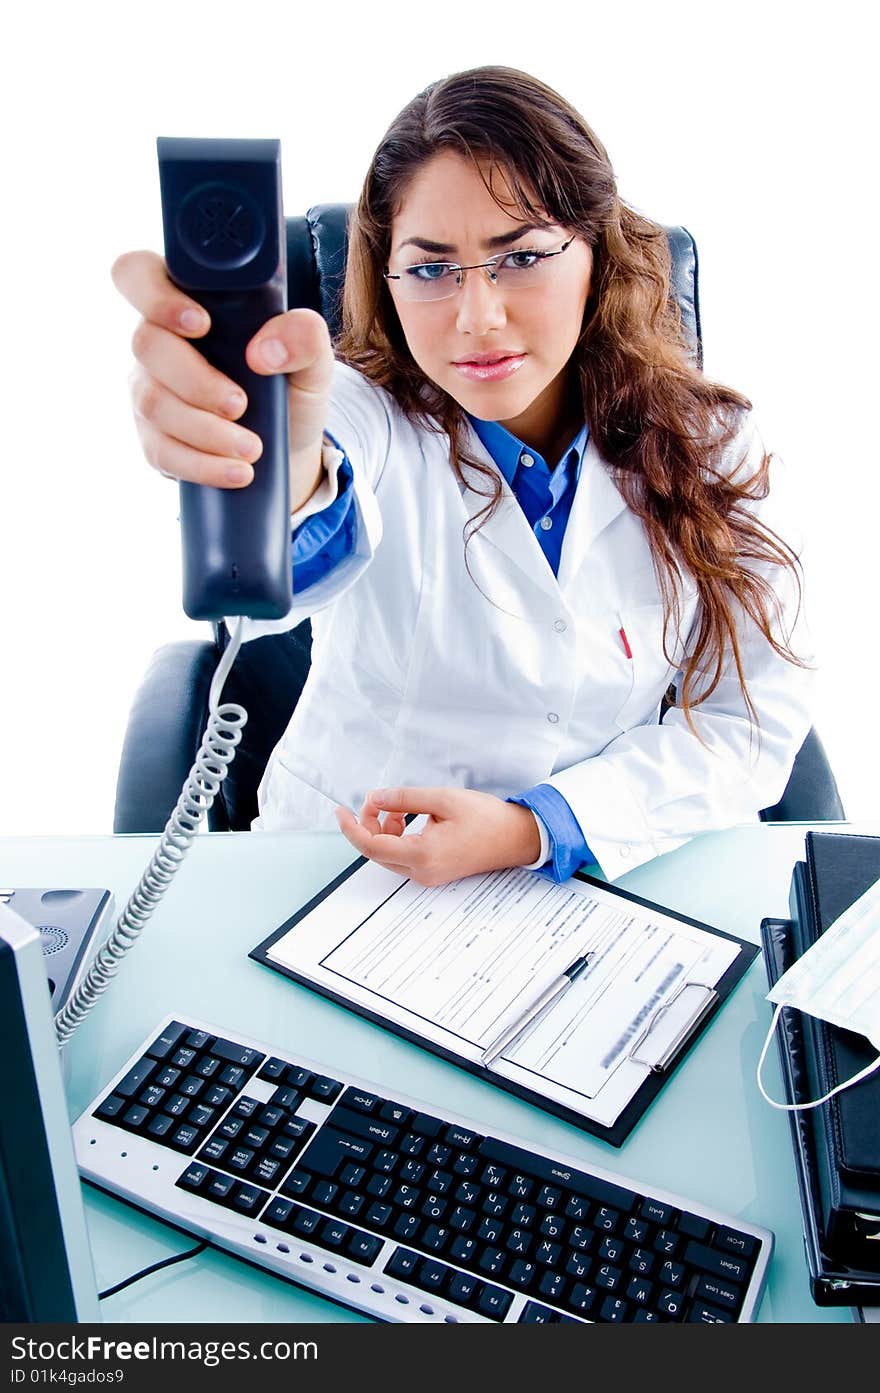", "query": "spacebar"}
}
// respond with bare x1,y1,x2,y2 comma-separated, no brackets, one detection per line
478,1138,639,1210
